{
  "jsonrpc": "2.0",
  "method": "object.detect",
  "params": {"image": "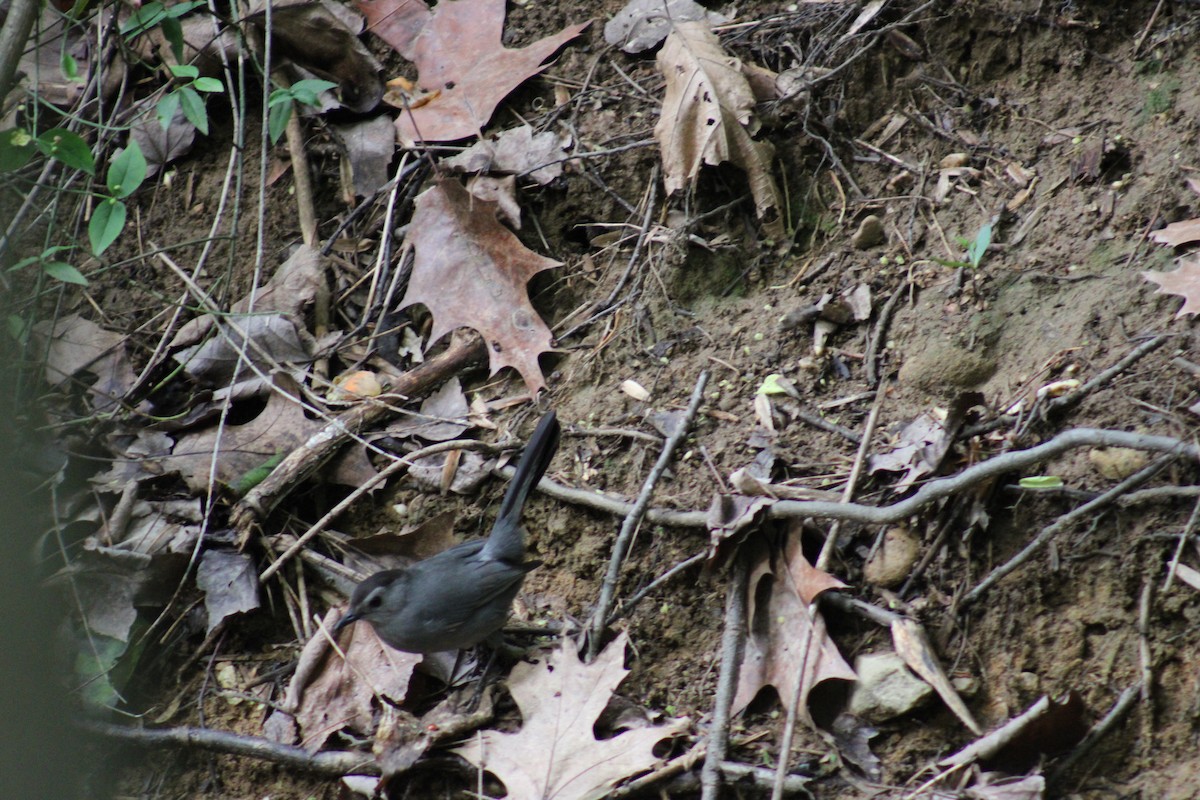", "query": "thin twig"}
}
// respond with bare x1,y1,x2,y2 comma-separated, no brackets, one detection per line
587,371,709,659
1163,492,1200,593
609,552,706,624
77,720,378,777
864,281,908,387
700,548,749,800
961,454,1175,607
1138,577,1154,705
